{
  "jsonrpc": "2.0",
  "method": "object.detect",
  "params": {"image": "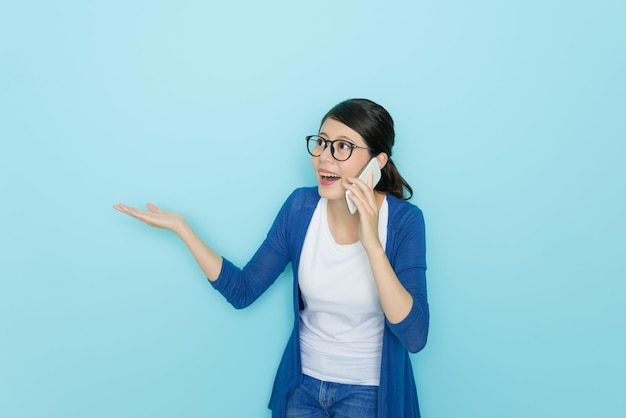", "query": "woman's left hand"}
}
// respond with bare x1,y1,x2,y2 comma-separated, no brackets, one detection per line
344,172,382,252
